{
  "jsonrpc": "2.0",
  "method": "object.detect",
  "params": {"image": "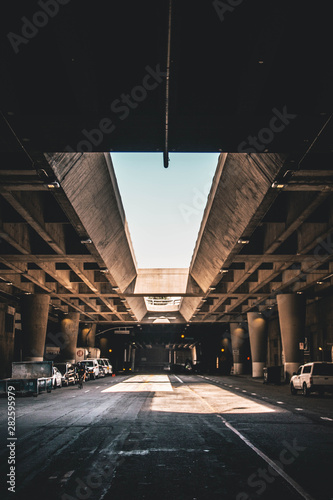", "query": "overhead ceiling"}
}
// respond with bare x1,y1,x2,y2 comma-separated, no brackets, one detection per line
0,0,332,153
0,1,333,328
